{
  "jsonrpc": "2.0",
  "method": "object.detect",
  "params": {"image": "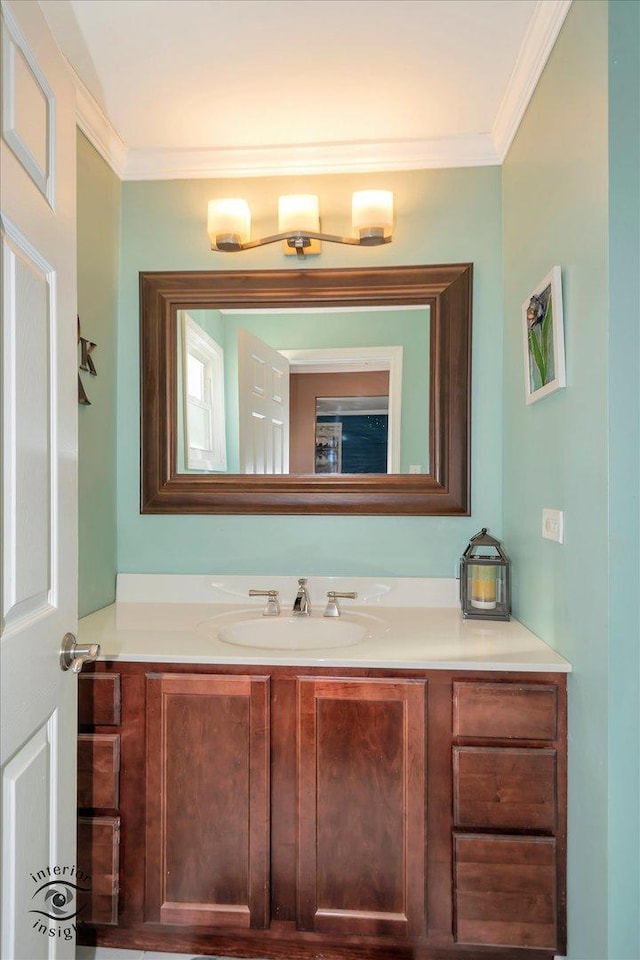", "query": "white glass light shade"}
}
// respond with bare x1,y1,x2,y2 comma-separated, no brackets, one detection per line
352,190,394,239
207,199,251,248
278,195,320,234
